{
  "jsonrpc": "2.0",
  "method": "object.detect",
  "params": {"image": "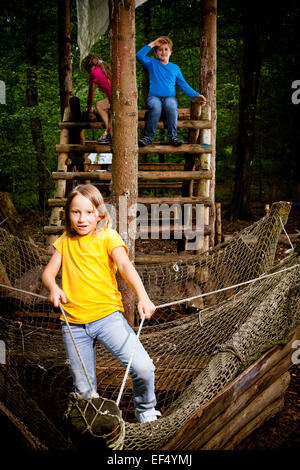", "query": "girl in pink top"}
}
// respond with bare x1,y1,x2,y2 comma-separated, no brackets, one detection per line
82,54,112,143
